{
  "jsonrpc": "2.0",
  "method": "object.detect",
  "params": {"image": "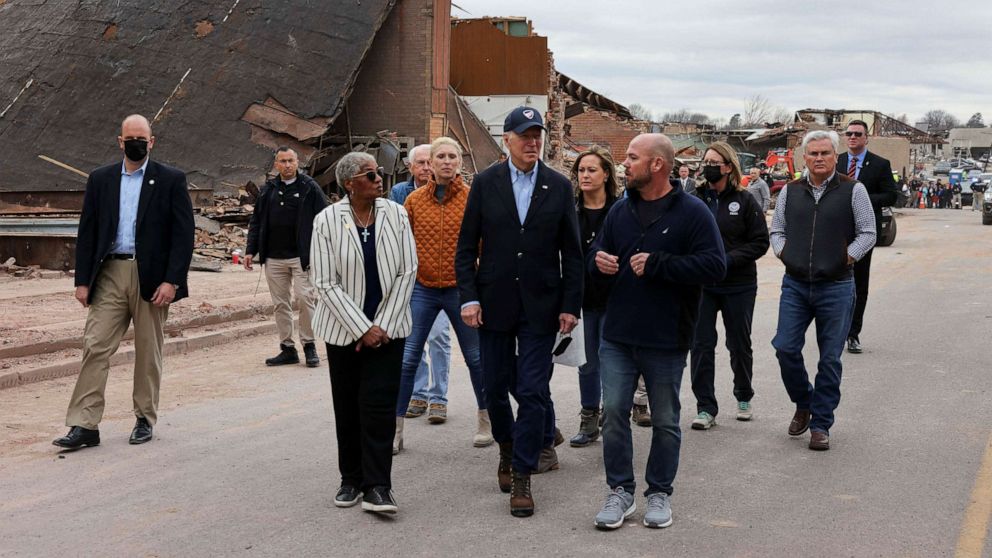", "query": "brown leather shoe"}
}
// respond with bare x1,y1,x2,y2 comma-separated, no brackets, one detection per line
533,446,560,474
553,427,564,447
497,442,513,493
632,404,652,427
809,431,830,451
509,471,534,517
788,409,811,436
